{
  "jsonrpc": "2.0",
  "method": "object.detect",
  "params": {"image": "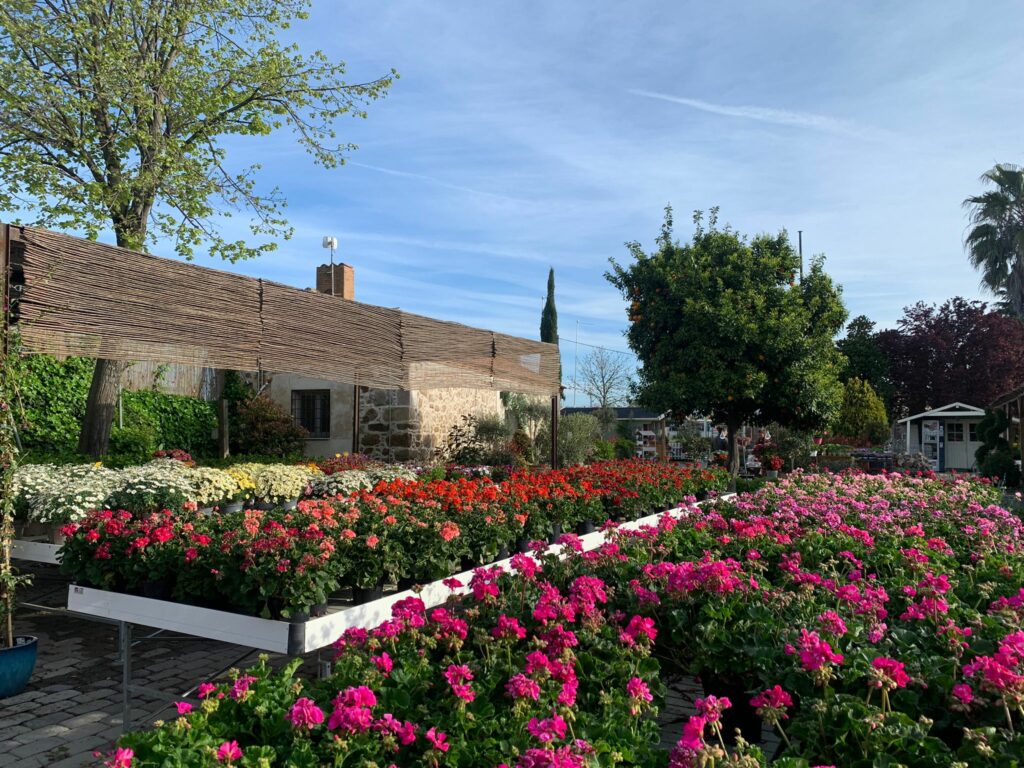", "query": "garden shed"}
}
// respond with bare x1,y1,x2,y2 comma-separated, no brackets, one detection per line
896,402,985,471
